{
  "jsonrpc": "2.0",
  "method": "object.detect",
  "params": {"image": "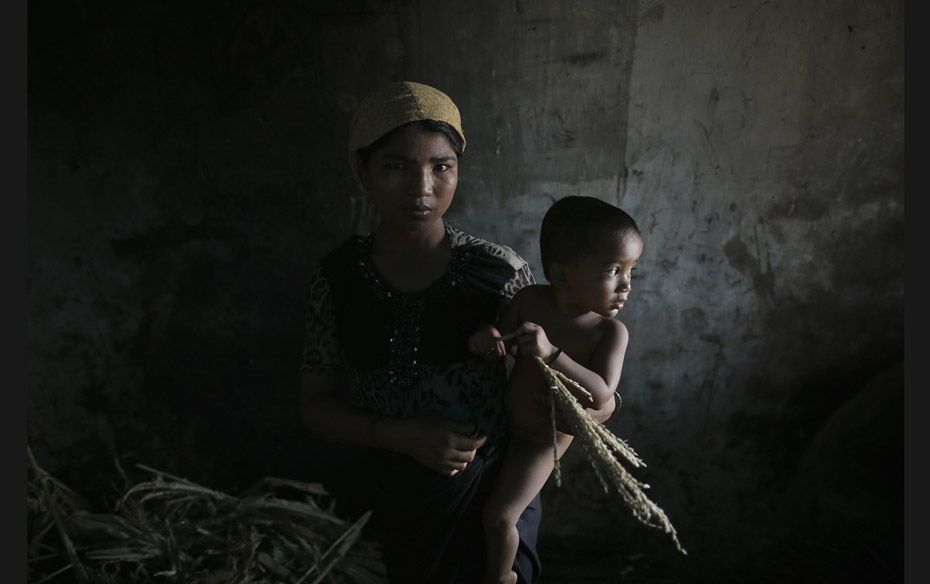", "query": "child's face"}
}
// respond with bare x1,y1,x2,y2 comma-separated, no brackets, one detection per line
561,231,643,317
